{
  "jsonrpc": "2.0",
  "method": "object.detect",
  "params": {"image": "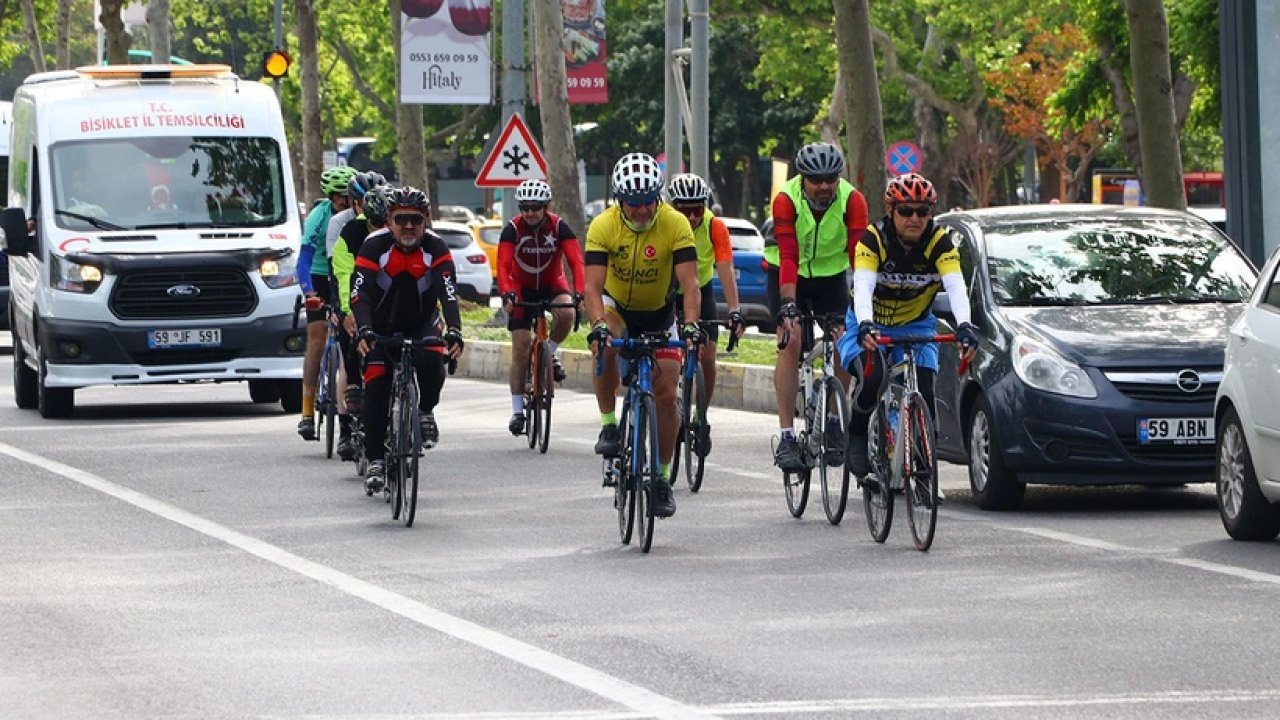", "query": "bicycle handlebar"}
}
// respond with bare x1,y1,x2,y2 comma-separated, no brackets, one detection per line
367,332,458,376
777,312,845,351
592,333,684,377
687,319,740,353
862,333,969,376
